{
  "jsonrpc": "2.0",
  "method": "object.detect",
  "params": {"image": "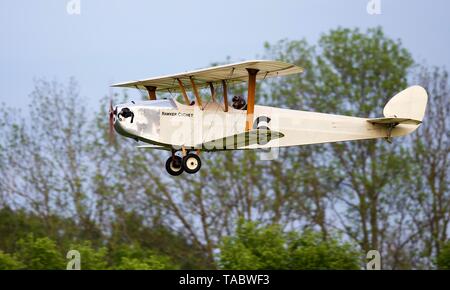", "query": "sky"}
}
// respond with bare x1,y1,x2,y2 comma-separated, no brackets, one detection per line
1,0,449,109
